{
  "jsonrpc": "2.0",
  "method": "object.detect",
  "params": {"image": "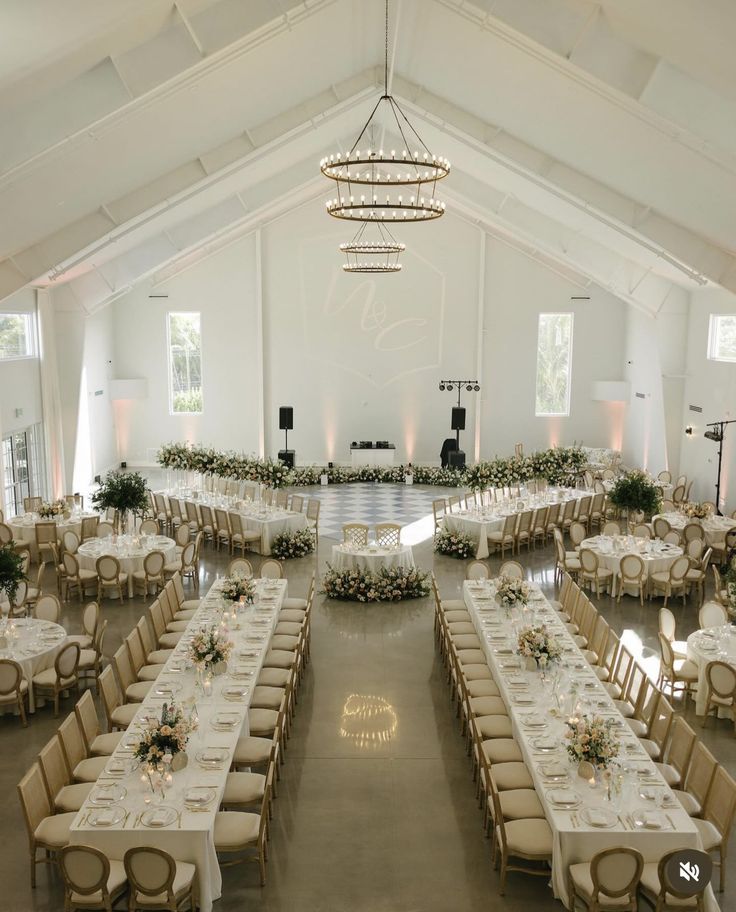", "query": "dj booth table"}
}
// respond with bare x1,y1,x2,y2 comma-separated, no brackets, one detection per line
350,444,395,467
